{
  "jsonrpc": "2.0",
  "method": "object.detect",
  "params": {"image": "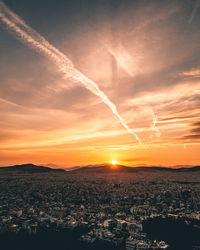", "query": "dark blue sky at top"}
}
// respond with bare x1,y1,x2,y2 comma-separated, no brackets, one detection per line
0,0,196,48
0,0,198,69
0,0,200,104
